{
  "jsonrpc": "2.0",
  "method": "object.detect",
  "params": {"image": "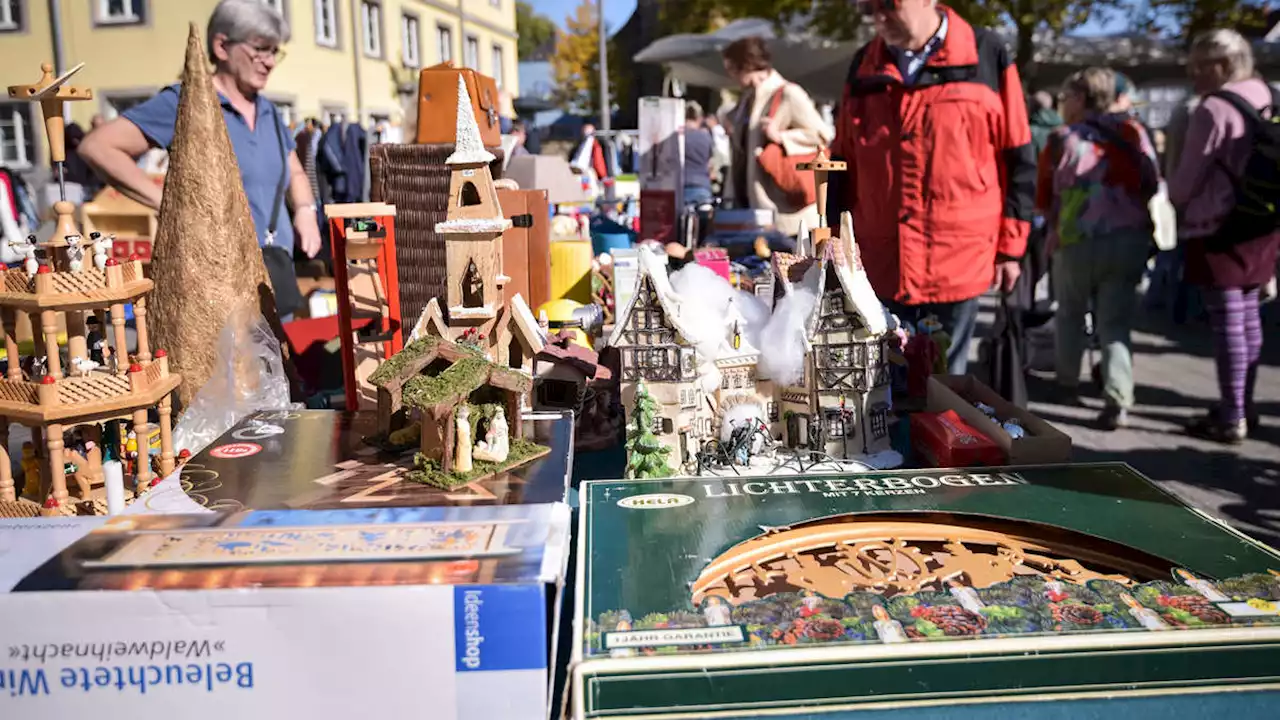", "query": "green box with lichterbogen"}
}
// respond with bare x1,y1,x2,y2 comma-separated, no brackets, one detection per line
571,463,1280,719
